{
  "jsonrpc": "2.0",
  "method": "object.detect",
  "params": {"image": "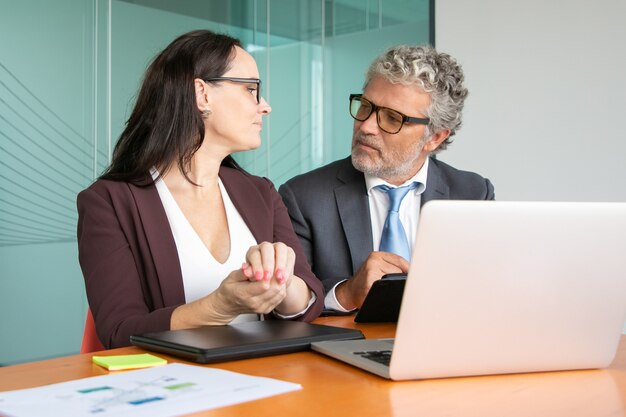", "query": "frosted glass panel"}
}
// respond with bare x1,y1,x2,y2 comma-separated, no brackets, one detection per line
0,0,96,365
